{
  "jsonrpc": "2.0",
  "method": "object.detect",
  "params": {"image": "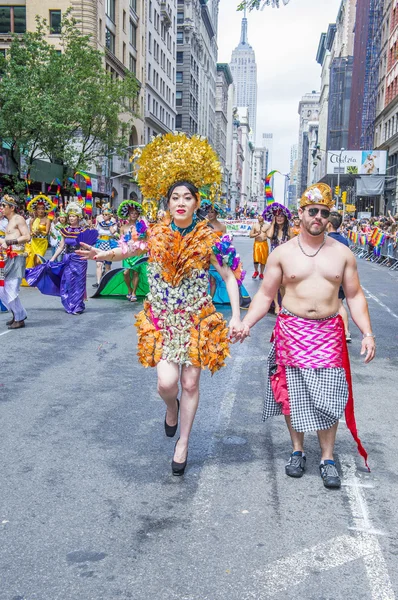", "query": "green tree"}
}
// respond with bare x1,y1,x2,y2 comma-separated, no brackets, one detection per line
237,1,288,9
0,14,140,192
